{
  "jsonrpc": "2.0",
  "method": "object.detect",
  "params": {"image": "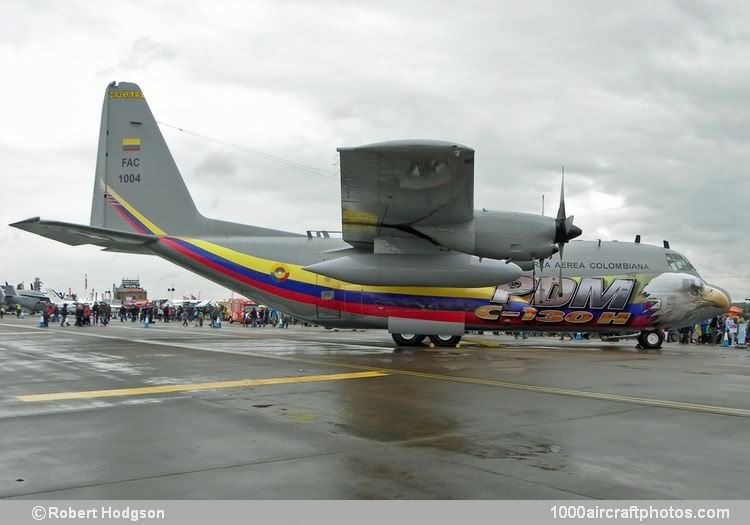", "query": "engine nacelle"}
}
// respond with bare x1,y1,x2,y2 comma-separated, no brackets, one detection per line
414,210,563,261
